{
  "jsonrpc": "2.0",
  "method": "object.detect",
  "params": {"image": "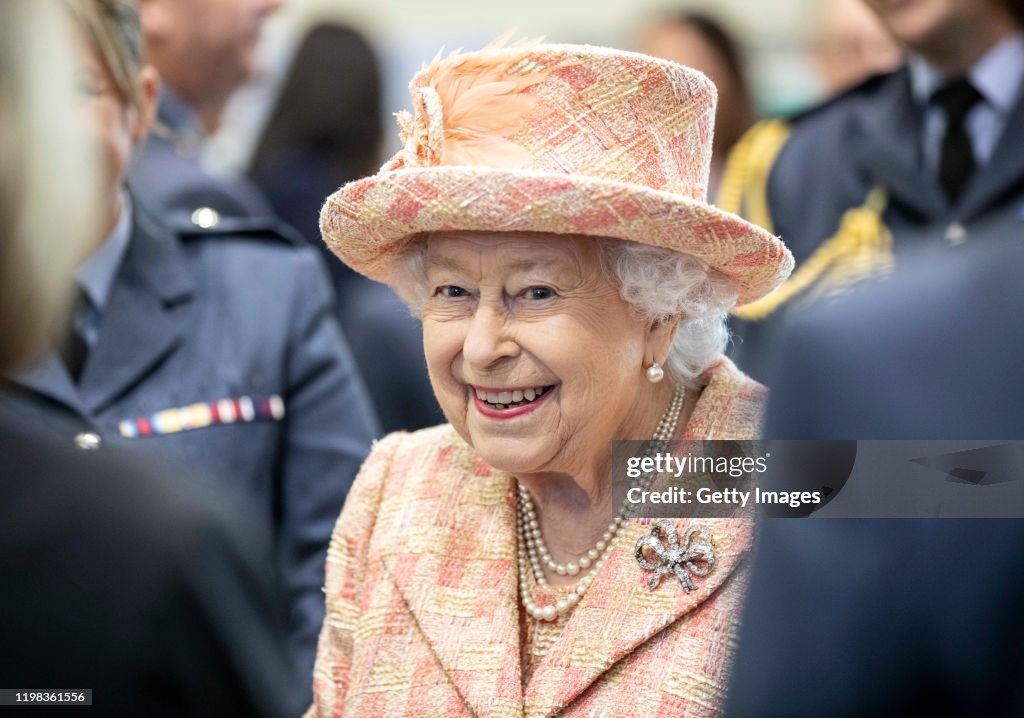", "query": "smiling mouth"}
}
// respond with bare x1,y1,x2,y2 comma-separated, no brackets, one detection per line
473,385,556,410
